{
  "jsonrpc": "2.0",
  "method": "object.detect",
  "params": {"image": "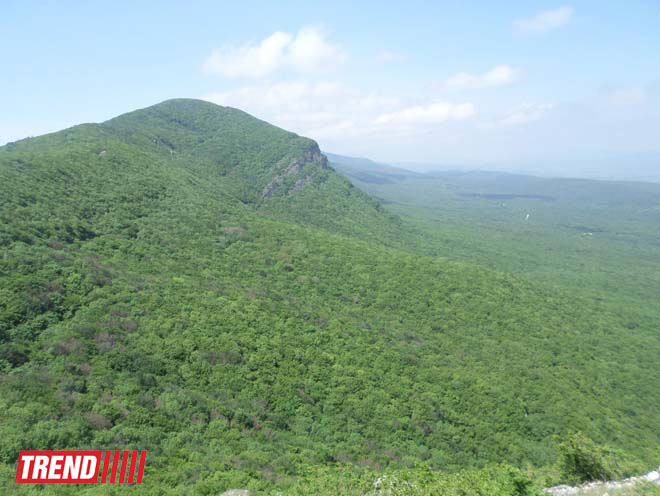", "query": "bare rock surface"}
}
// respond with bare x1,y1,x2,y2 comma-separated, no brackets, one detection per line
545,466,660,495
